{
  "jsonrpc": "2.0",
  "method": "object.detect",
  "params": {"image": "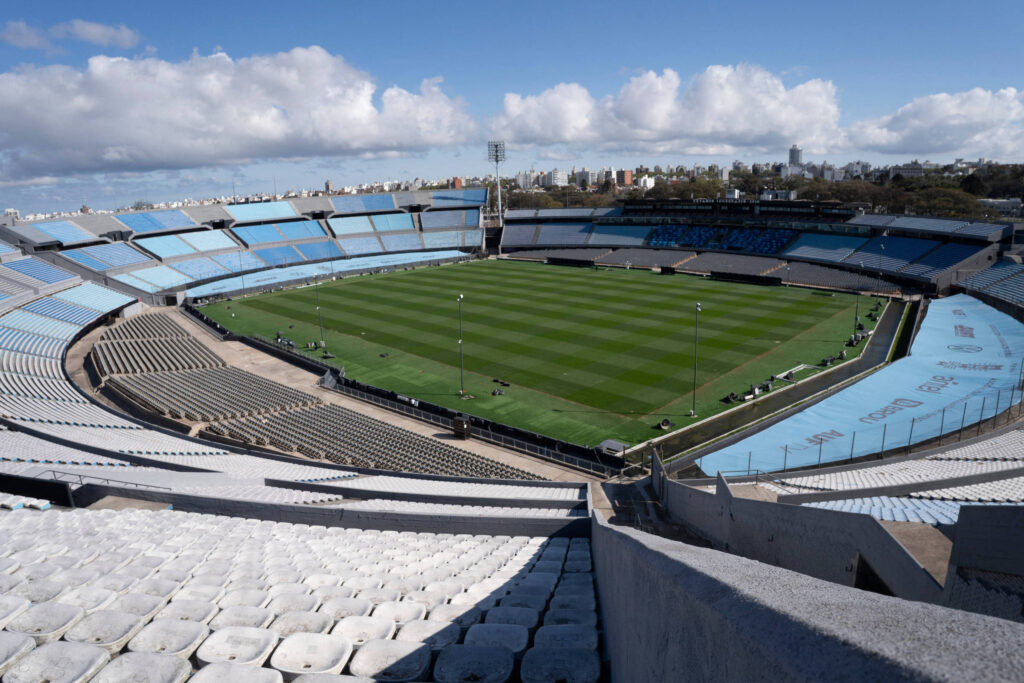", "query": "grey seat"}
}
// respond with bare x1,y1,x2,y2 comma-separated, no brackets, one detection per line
433,644,514,683
128,618,209,658
1,641,109,683
543,608,597,626
464,623,530,655
520,647,601,683
64,609,144,654
268,593,320,616
269,633,354,679
346,639,431,682
485,606,540,630
534,624,598,649
109,592,166,621
90,651,191,683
